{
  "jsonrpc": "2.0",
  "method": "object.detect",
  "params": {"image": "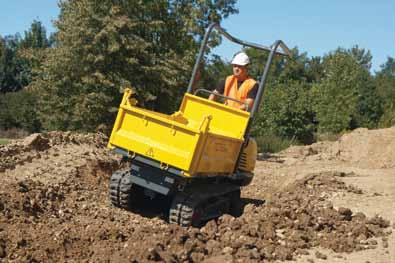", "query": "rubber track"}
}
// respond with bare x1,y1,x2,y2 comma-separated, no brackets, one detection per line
169,188,242,227
109,170,132,209
169,194,198,227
